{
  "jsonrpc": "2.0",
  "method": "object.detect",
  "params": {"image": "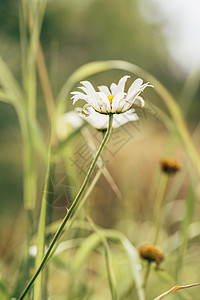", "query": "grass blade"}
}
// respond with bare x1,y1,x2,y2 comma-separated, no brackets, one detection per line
118,235,145,300
104,241,118,300
0,89,14,103
181,184,195,250
85,214,118,300
33,137,52,300
0,56,24,103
